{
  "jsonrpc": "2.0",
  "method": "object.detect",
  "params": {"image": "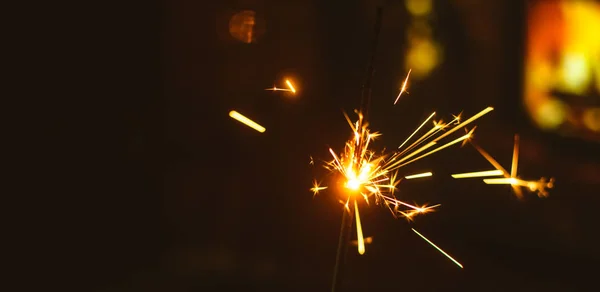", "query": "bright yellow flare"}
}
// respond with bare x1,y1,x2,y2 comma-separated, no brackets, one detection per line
451,170,504,178
412,228,463,268
229,110,266,133
285,79,296,93
355,200,365,255
405,172,433,179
